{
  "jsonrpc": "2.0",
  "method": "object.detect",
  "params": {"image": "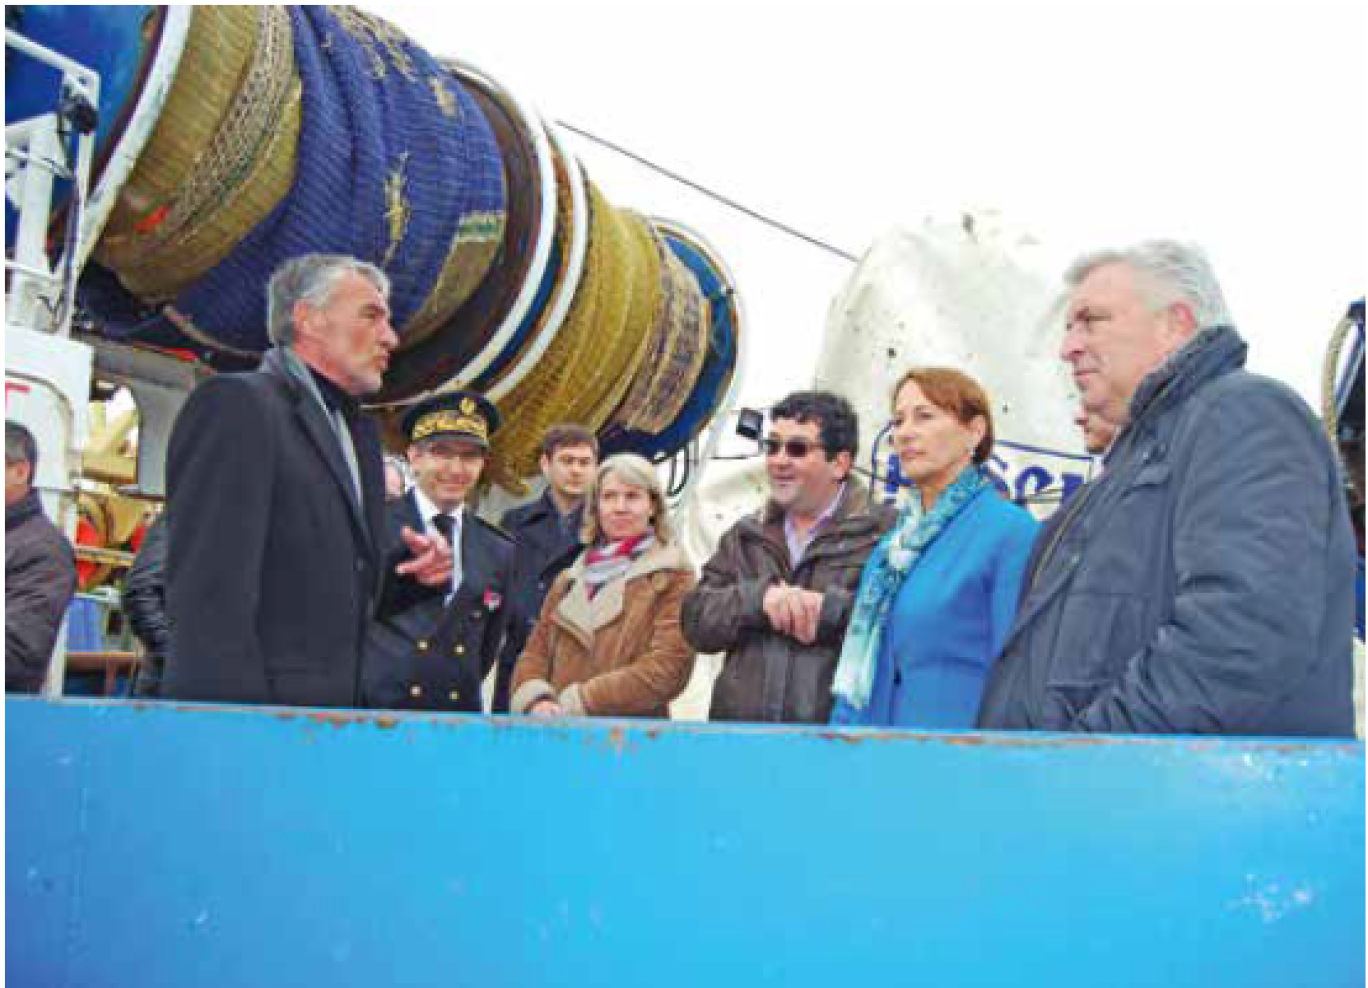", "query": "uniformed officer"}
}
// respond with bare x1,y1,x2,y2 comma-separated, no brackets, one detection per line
362,391,514,712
